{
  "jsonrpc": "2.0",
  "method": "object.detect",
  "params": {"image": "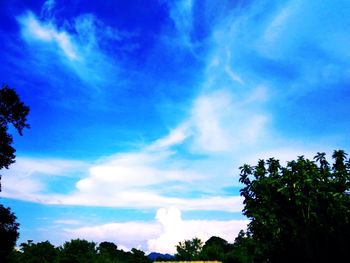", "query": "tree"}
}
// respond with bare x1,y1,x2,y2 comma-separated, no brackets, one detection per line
224,230,255,263
200,236,228,261
175,237,203,260
58,239,97,263
130,248,149,263
96,242,118,263
0,84,29,262
0,205,20,262
239,151,350,262
0,84,30,191
17,240,58,263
